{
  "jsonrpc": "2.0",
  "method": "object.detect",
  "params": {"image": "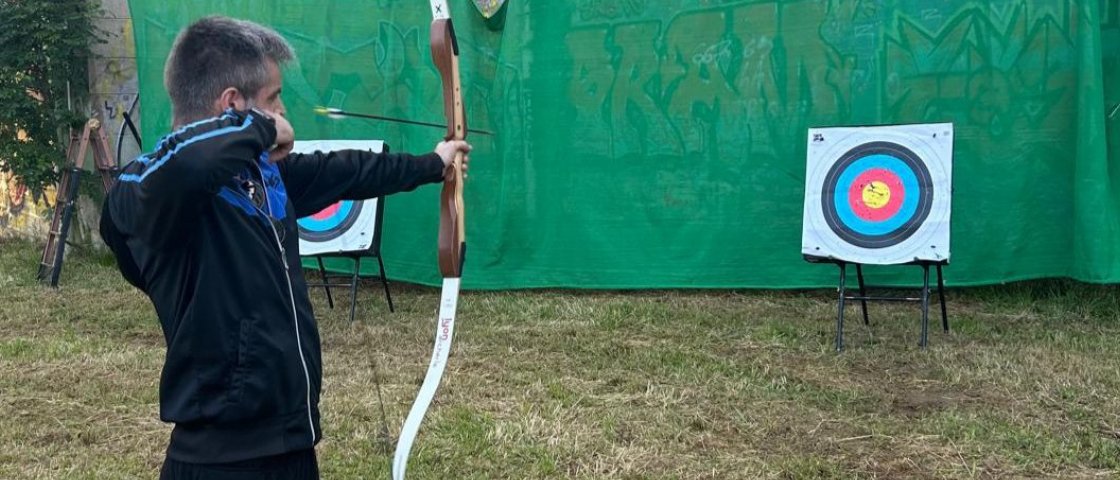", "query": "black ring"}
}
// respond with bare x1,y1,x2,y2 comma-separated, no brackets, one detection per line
820,141,934,249
297,200,365,242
